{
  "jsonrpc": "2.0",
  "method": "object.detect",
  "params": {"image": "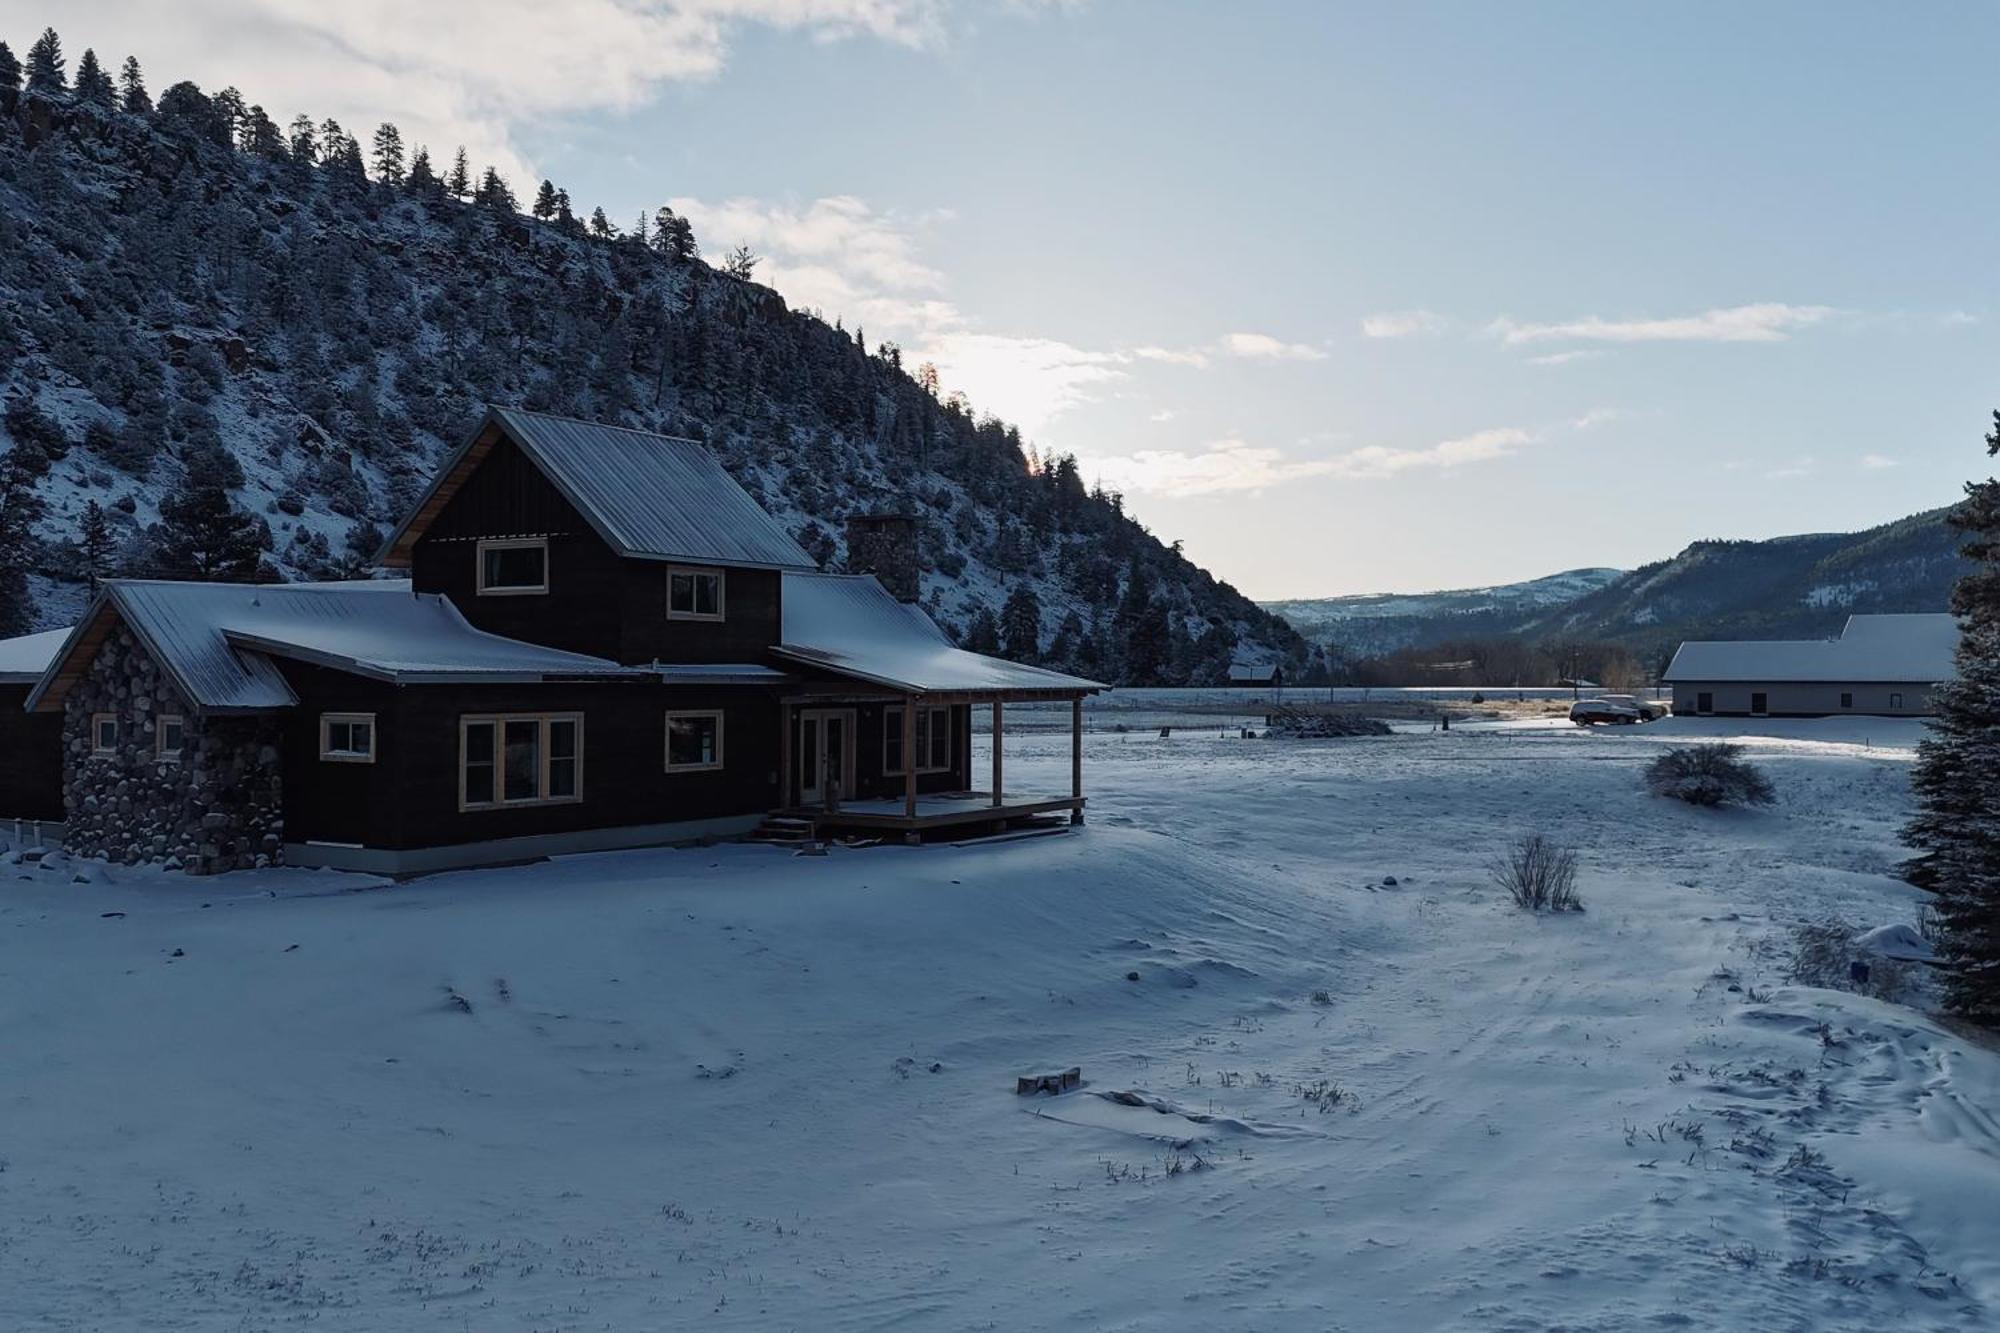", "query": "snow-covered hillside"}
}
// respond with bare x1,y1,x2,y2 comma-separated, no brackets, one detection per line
4,716,1991,1328
0,75,1308,683
1265,566,1623,652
